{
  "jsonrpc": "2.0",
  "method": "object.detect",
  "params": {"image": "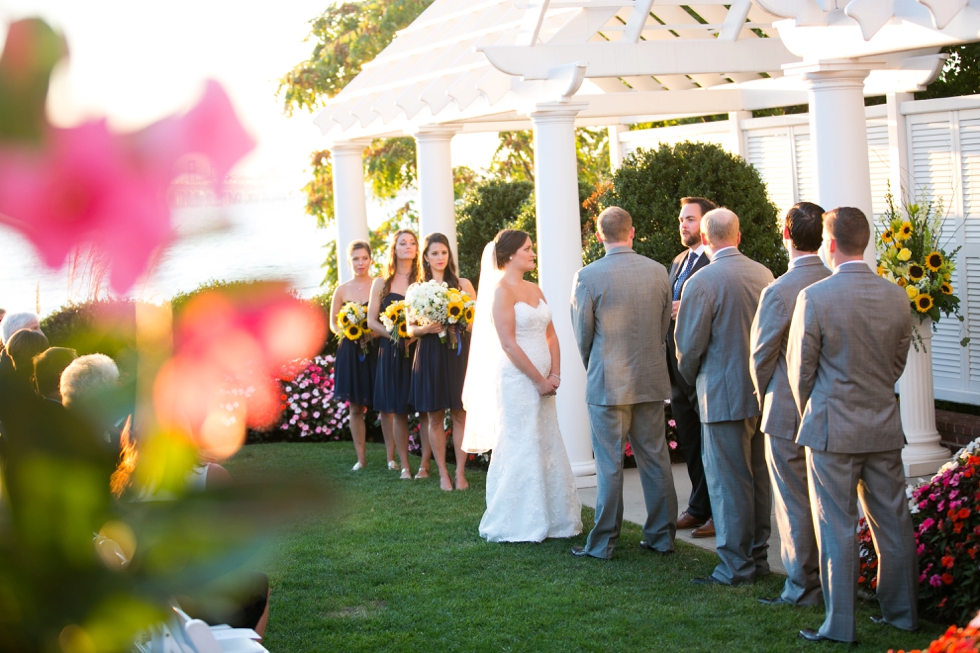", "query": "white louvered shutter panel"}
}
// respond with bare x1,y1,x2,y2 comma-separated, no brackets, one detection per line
909,116,966,396
968,258,980,385
747,130,794,217
960,114,980,393
960,116,980,247
867,122,891,220
794,130,813,204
